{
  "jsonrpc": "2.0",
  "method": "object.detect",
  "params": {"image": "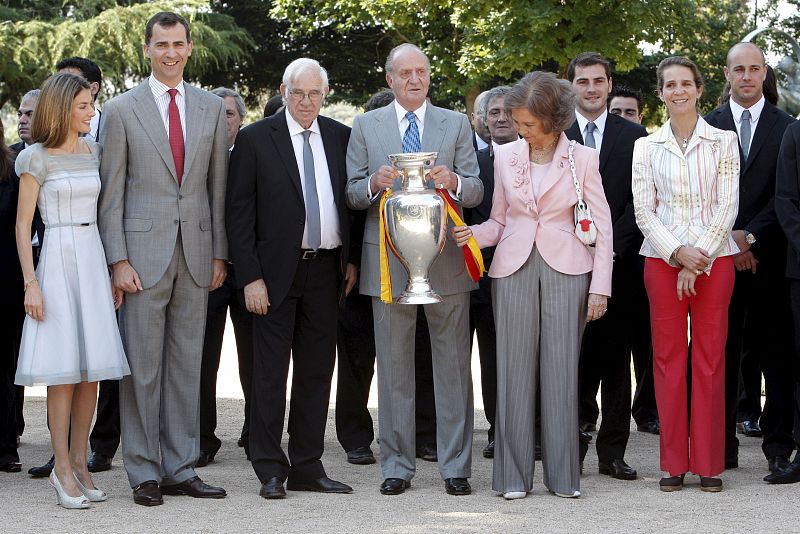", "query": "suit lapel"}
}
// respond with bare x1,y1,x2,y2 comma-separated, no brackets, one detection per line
744,103,777,174
181,84,207,185
375,105,403,158
599,115,620,172
421,106,447,155
270,111,304,201
318,116,342,207
565,121,582,144
130,82,178,182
